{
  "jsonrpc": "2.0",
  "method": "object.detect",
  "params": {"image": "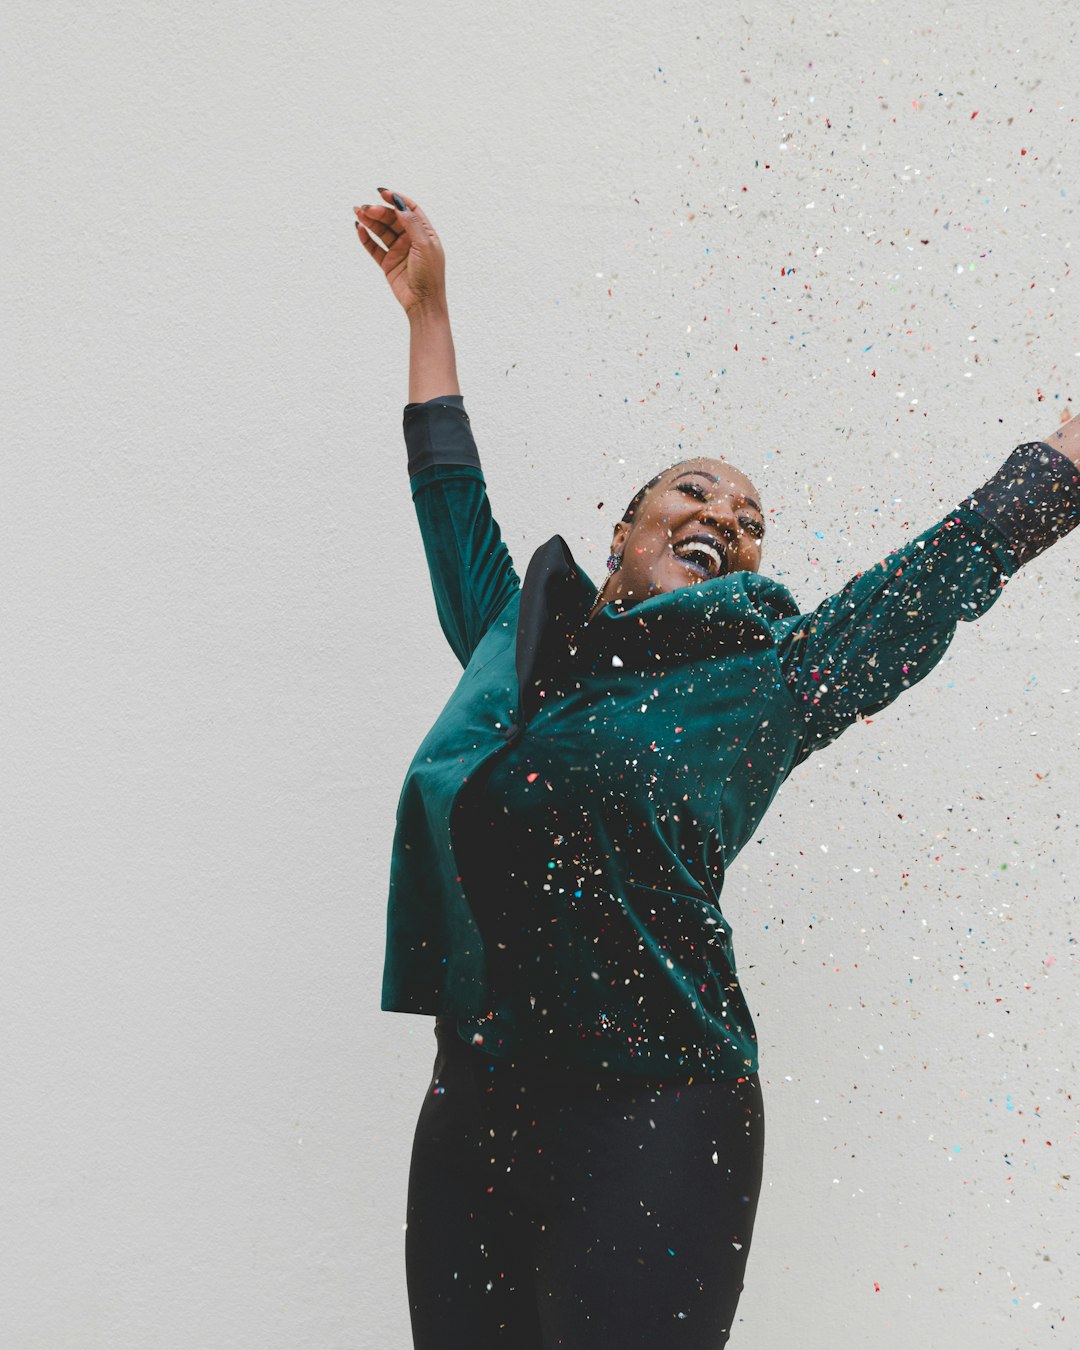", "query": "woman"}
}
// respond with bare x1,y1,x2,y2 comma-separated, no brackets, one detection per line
355,189,1080,1349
